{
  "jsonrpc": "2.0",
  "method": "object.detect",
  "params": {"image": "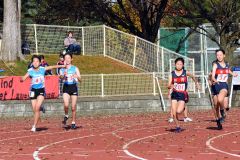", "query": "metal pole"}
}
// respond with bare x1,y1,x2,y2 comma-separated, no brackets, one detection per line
101,74,104,97
34,24,38,54
161,47,164,78
82,27,85,55
132,36,137,67
103,25,106,57
153,72,156,96
157,46,160,73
